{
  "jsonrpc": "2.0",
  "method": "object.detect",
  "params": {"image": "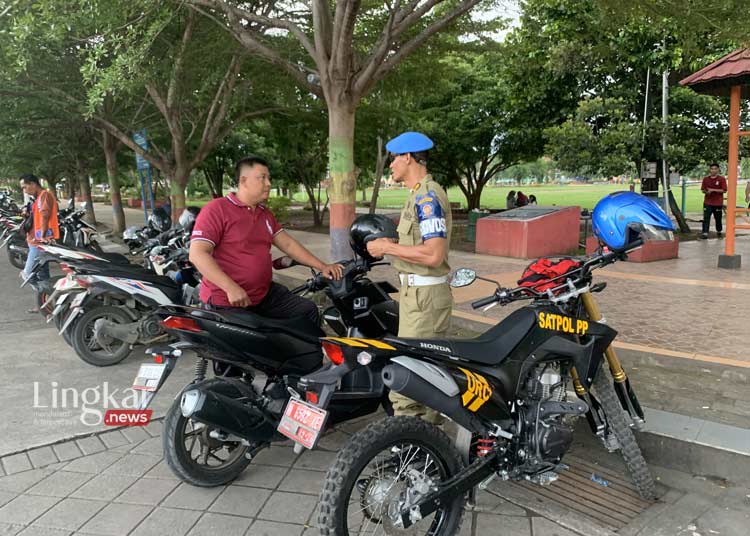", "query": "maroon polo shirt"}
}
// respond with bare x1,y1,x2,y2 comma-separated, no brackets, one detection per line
701,175,727,207
191,193,282,306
